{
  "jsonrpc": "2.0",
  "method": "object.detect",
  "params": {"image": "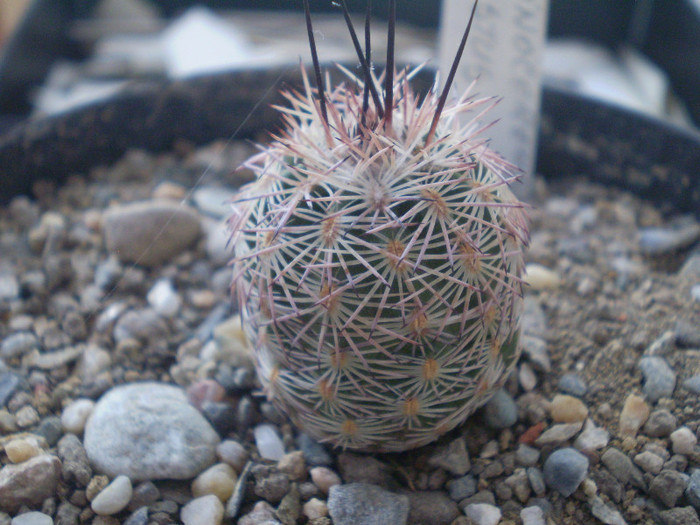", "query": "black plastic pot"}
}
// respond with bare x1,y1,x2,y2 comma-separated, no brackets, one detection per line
0,65,699,220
